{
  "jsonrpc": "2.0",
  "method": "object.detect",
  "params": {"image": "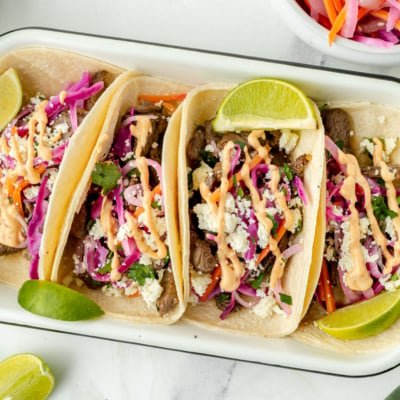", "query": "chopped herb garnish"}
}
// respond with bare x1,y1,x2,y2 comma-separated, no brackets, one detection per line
235,141,246,151
283,163,294,182
152,201,161,210
372,196,398,222
279,293,292,305
127,263,156,286
233,174,237,188
237,186,244,198
250,273,265,289
390,272,399,282
127,168,140,178
92,162,121,194
267,215,278,237
215,293,231,304
336,139,344,150
97,262,112,275
200,150,218,168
